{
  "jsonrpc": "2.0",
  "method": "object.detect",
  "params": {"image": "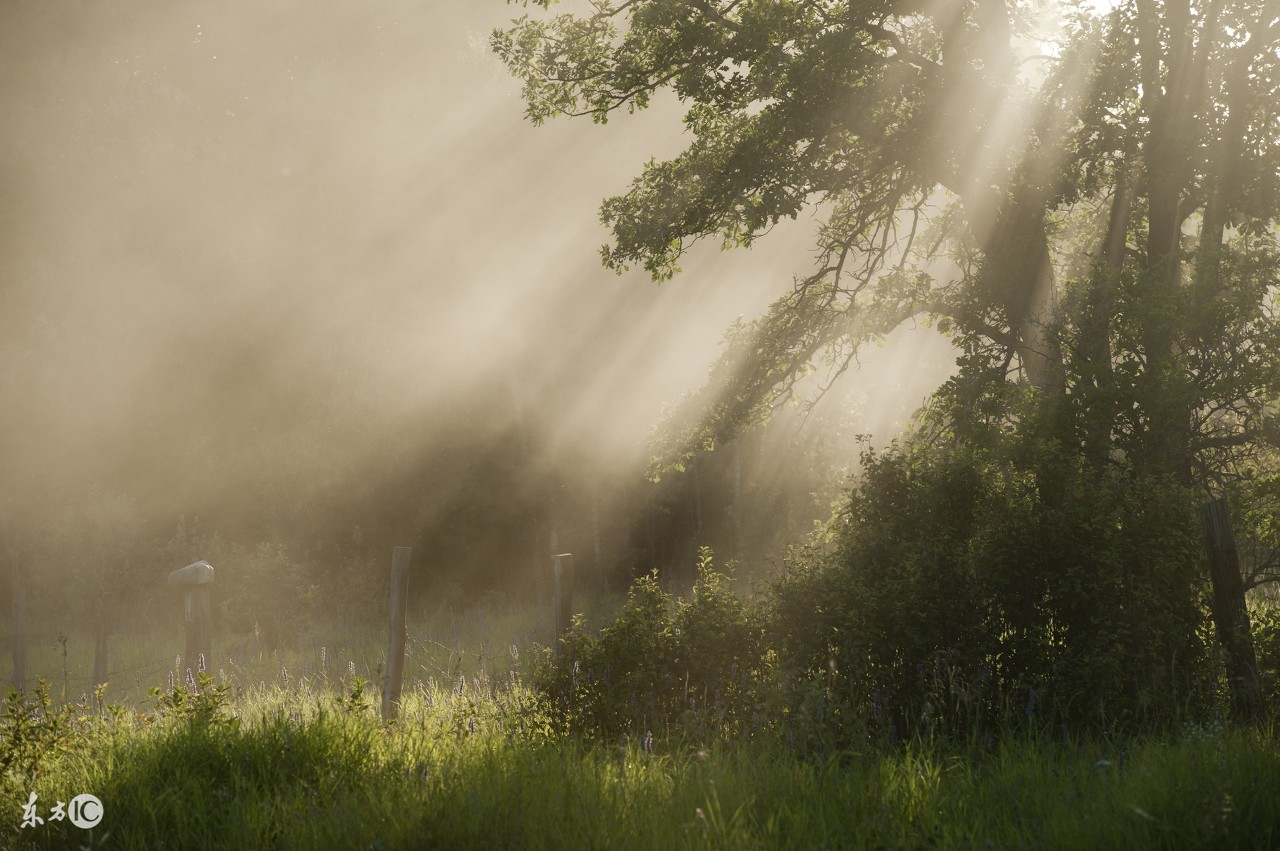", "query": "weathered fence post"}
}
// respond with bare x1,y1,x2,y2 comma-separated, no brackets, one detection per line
11,581,25,691
92,604,108,690
168,560,214,680
382,546,412,721
1200,499,1263,722
691,453,704,544
553,553,574,652
733,440,744,558
591,477,603,581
